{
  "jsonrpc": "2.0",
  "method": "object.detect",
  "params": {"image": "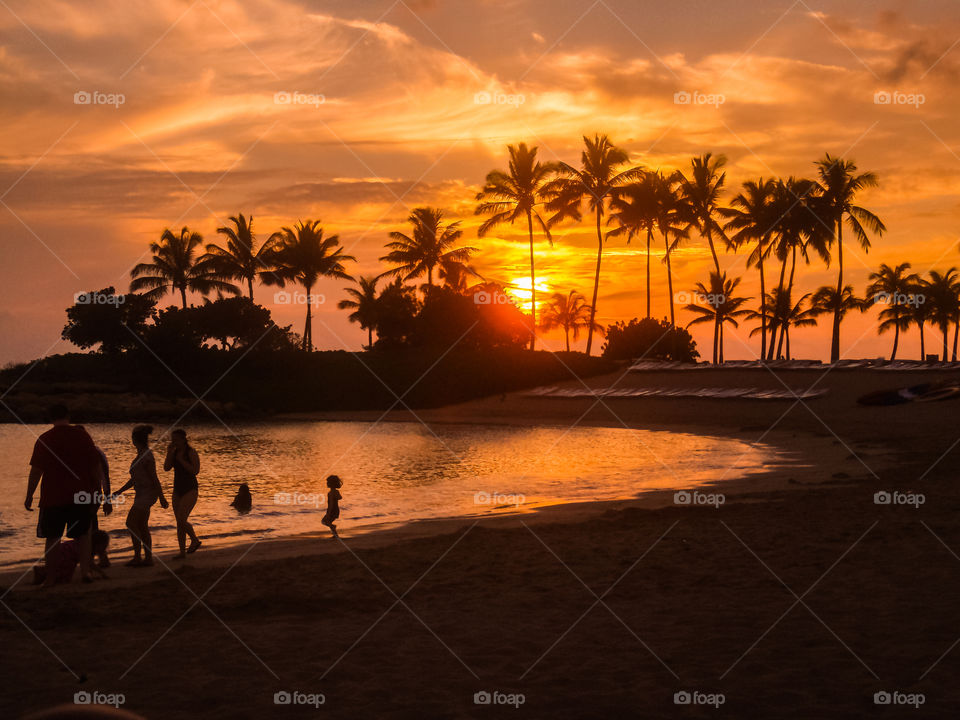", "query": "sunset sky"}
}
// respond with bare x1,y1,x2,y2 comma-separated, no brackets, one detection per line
1,0,959,364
